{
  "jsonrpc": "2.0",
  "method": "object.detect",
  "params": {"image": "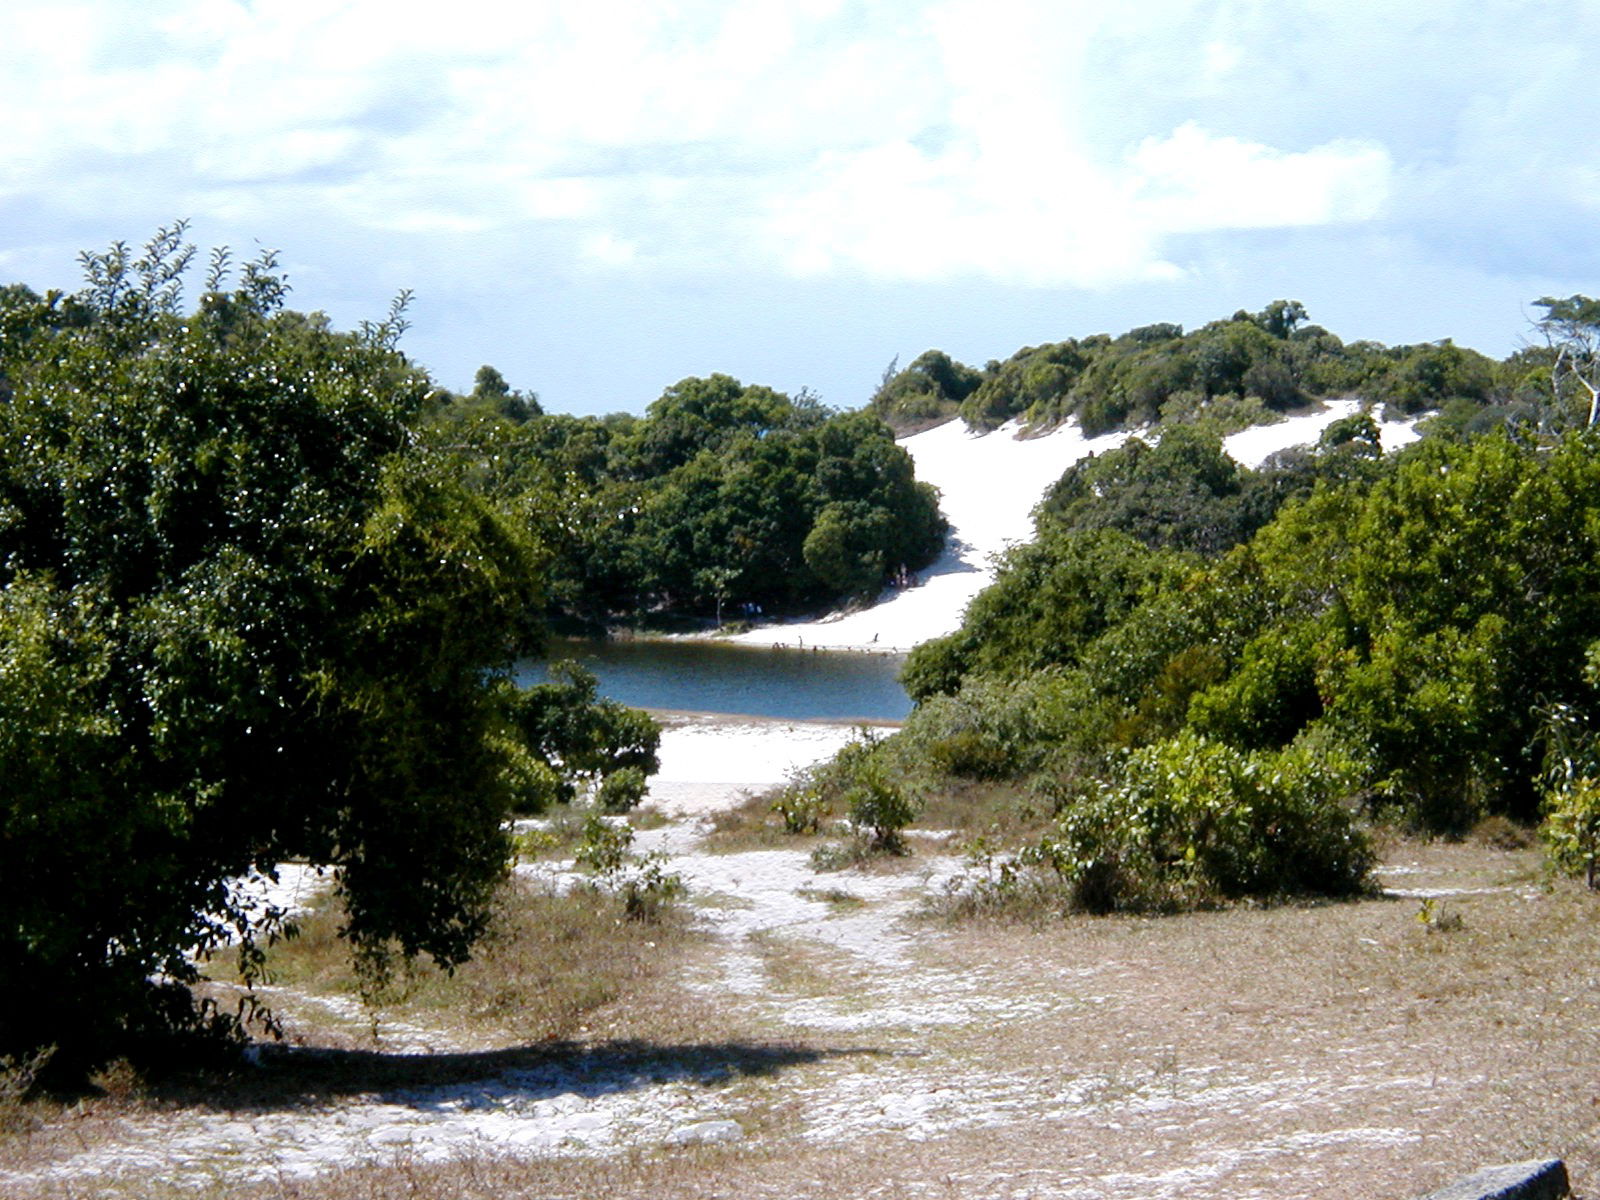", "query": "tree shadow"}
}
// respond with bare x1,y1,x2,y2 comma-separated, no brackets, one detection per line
153,1037,888,1114
919,539,984,579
